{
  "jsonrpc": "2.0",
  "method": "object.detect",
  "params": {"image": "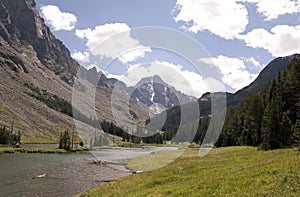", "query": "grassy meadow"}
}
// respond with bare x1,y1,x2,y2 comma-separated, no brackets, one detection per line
78,146,300,197
0,147,87,154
